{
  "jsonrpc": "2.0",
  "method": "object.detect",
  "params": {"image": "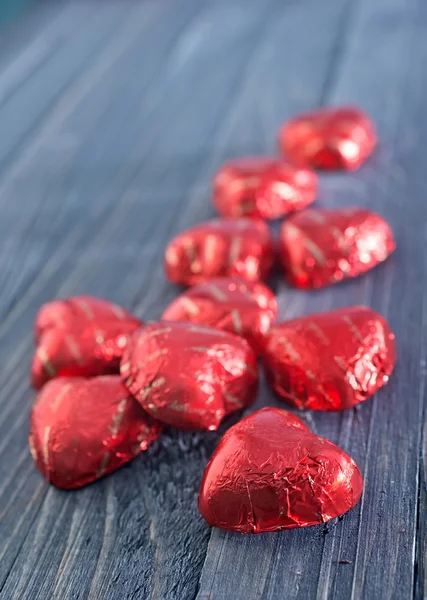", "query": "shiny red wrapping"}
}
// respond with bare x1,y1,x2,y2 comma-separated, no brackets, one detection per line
121,322,258,431
199,407,363,533
261,306,396,411
29,376,163,489
212,157,317,220
278,106,376,171
35,295,140,342
32,319,141,390
161,277,277,354
279,208,395,288
164,218,275,286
